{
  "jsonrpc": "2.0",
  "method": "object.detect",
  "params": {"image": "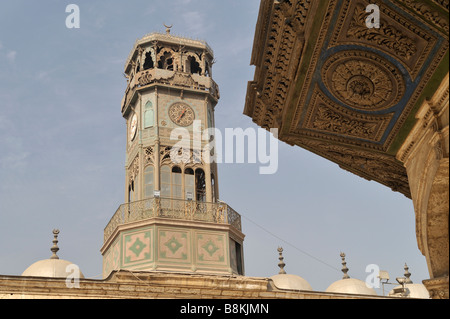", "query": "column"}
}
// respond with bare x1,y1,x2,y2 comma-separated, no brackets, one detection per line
396,73,449,299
